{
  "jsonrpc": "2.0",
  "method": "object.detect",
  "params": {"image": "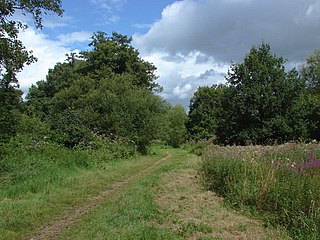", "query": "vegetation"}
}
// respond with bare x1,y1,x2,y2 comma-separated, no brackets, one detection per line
1,1,320,238
0,140,165,239
200,143,320,239
0,0,63,144
188,43,310,145
186,85,225,140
